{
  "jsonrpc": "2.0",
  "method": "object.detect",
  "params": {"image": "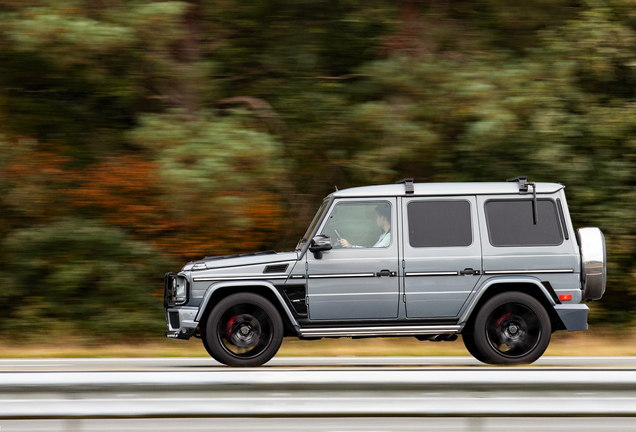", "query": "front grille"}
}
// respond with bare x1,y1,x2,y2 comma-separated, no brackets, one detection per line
169,311,180,329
